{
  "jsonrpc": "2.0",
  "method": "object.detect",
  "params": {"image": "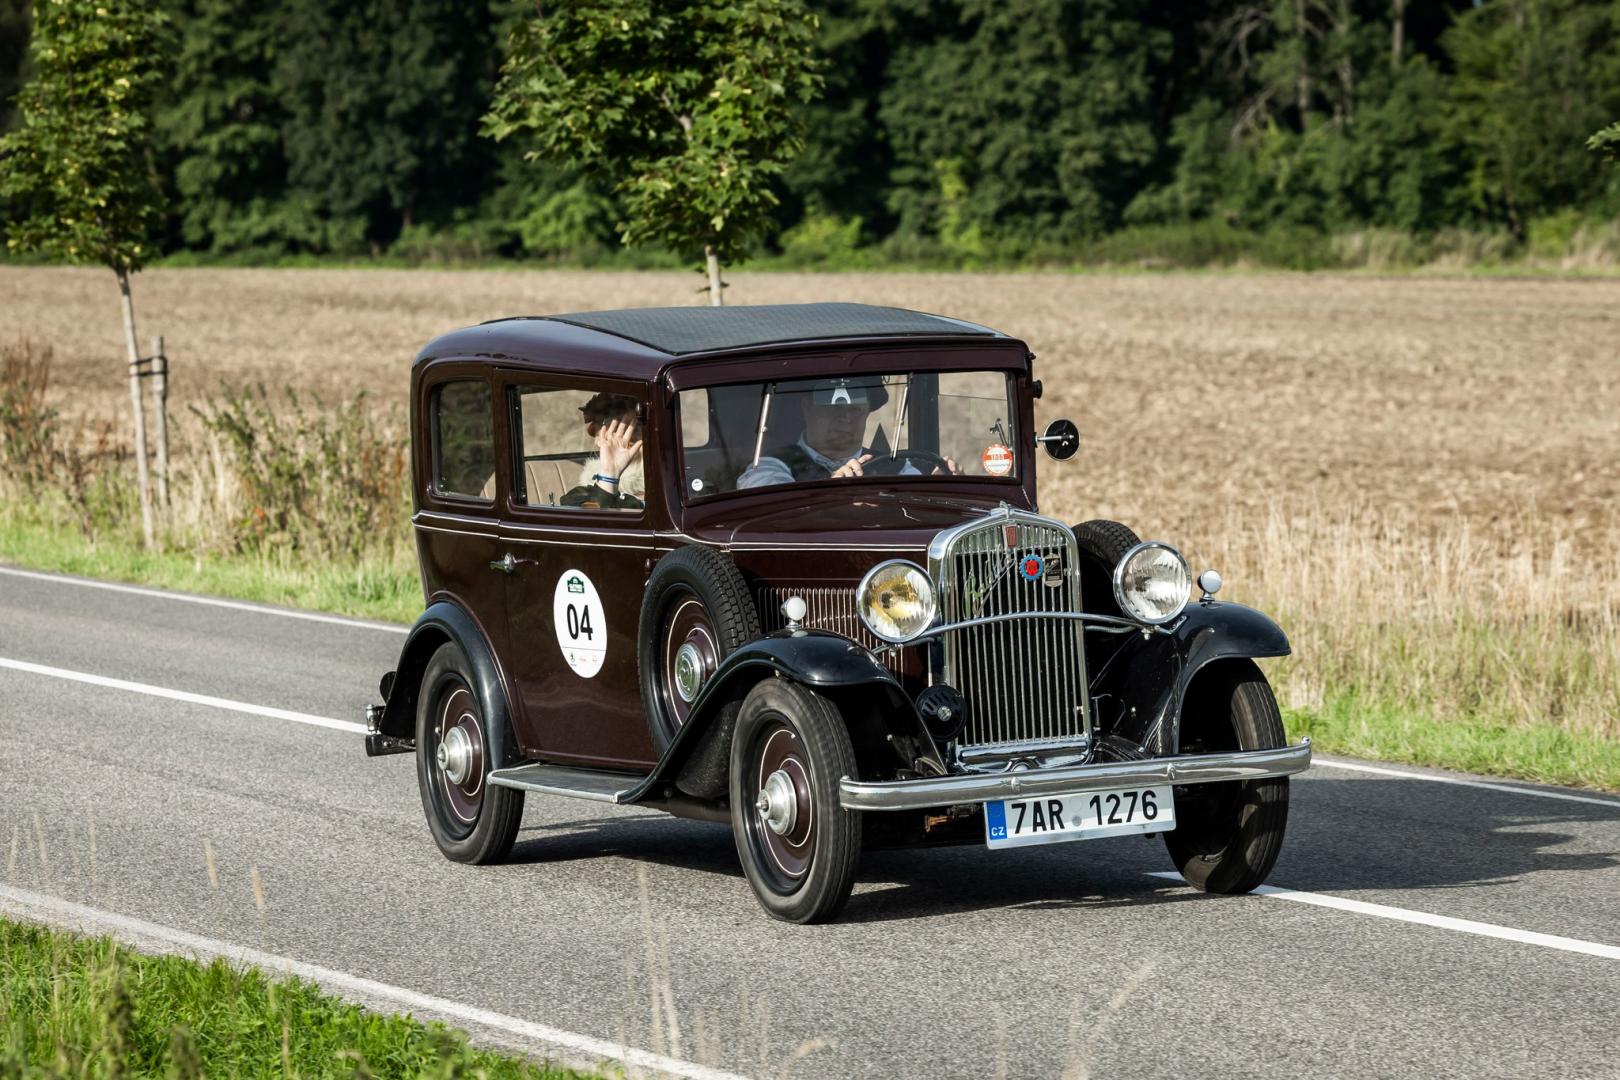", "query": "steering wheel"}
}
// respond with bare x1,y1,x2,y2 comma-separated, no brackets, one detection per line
860,449,953,477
